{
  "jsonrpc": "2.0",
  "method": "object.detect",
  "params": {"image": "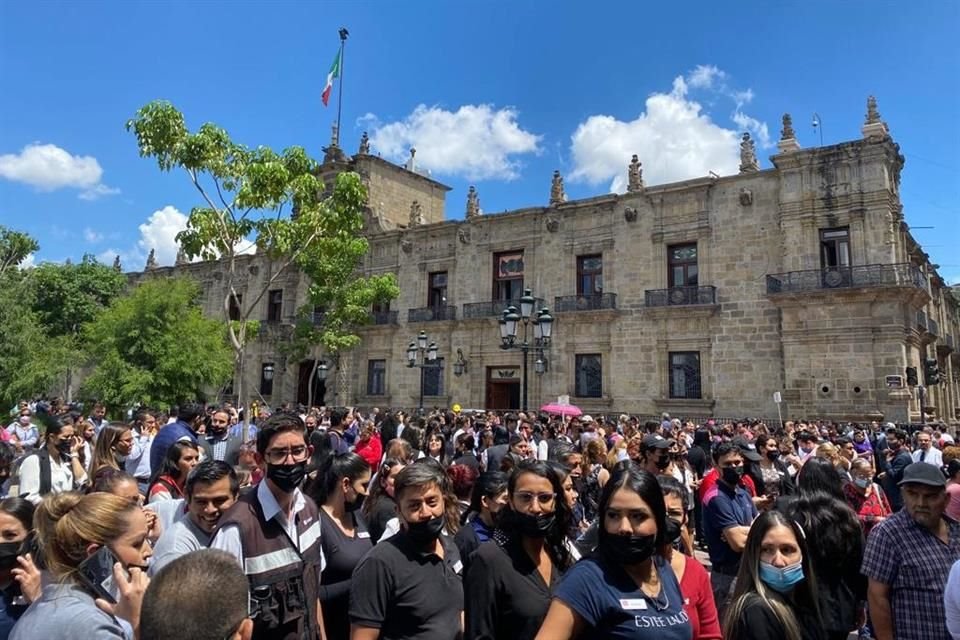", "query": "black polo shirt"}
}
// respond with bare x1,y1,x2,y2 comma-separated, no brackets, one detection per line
349,530,464,640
